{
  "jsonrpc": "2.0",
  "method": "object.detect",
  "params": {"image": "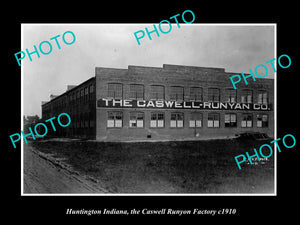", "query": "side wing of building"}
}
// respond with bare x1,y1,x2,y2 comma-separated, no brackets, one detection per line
41,77,96,139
